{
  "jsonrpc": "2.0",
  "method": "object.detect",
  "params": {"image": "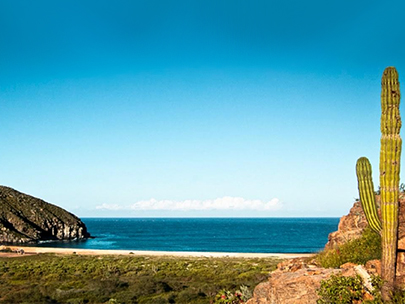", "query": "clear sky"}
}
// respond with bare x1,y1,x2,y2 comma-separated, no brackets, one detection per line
1,0,405,217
